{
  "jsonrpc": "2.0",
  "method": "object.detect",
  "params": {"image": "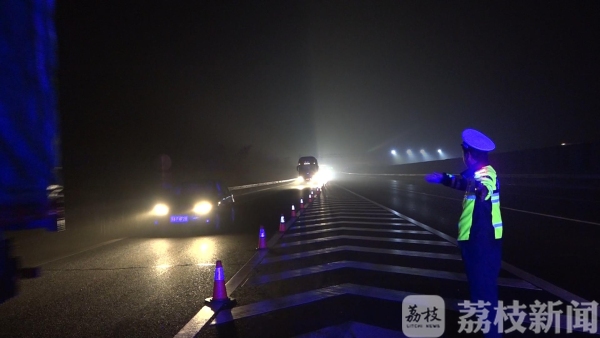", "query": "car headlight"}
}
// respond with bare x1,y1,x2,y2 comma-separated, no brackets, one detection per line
193,201,212,215
152,203,169,216
296,176,305,182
